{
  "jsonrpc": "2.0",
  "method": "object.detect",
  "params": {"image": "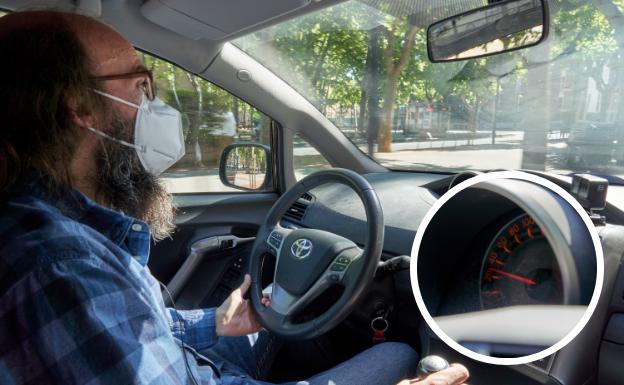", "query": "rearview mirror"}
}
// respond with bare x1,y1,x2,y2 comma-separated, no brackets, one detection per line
219,143,272,191
427,0,549,62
